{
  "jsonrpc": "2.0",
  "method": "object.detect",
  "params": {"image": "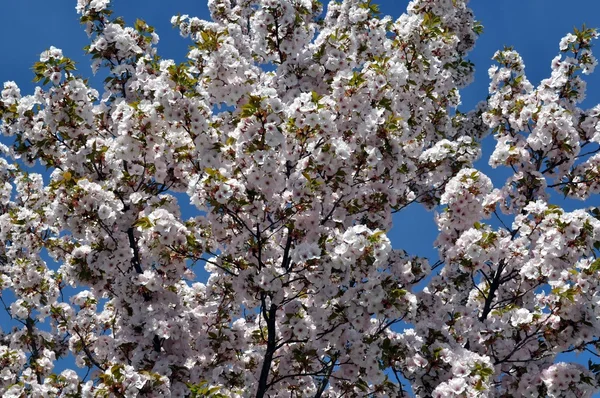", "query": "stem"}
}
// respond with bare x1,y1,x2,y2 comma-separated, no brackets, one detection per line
281,229,293,272
25,317,43,384
256,294,278,398
479,260,505,322
314,356,337,398
127,227,143,275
